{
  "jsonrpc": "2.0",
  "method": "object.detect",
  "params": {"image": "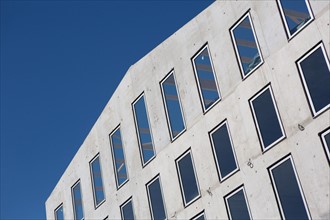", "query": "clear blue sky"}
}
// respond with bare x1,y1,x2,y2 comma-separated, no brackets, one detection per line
0,1,213,219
